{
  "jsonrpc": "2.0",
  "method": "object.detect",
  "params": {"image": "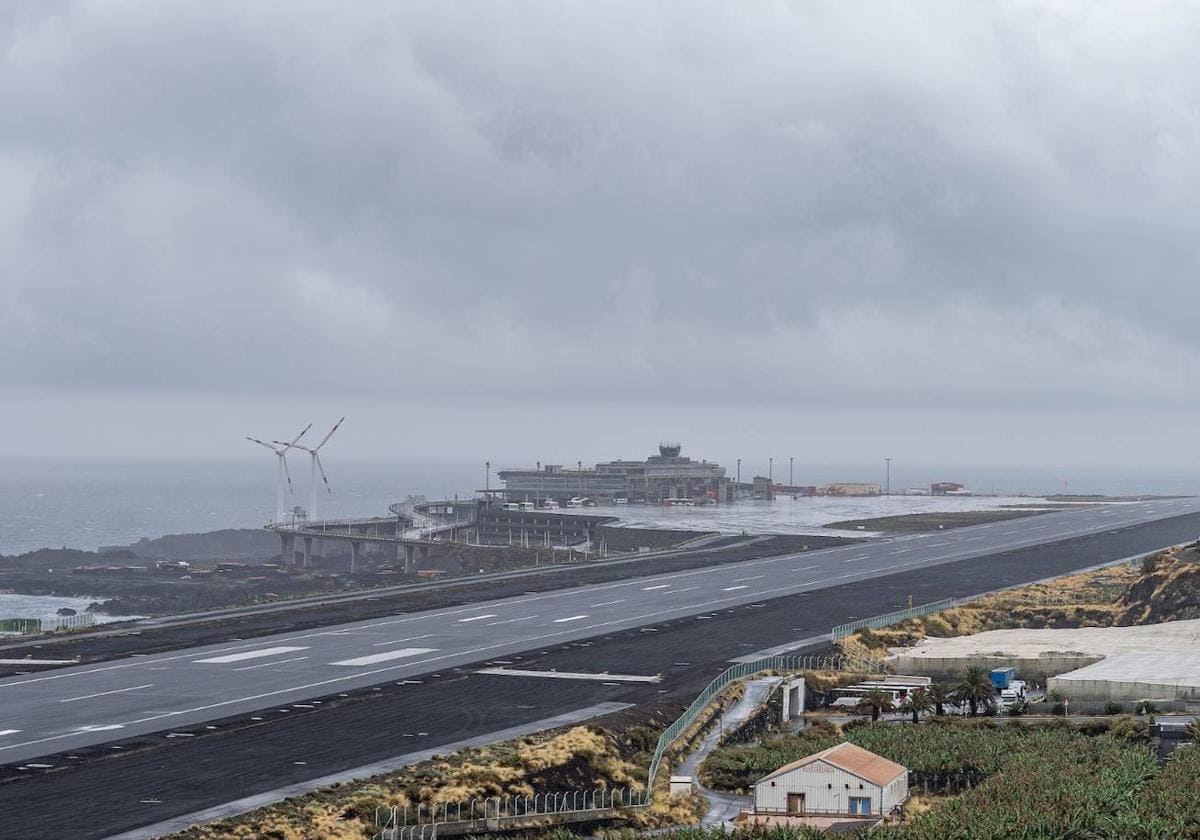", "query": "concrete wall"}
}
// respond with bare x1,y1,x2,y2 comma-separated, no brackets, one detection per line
890,654,1103,682
1048,677,1200,702
754,762,903,816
